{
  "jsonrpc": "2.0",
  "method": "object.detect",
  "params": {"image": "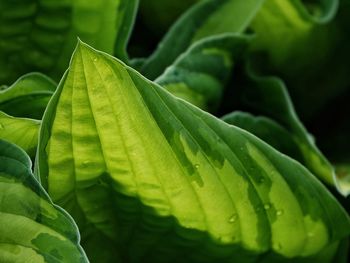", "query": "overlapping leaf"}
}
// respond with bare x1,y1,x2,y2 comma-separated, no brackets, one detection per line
0,73,55,119
0,139,88,262
222,111,304,163
233,64,350,196
155,34,249,111
0,0,136,84
139,0,199,35
0,112,40,158
248,0,346,120
36,42,350,263
113,0,139,62
140,0,264,79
